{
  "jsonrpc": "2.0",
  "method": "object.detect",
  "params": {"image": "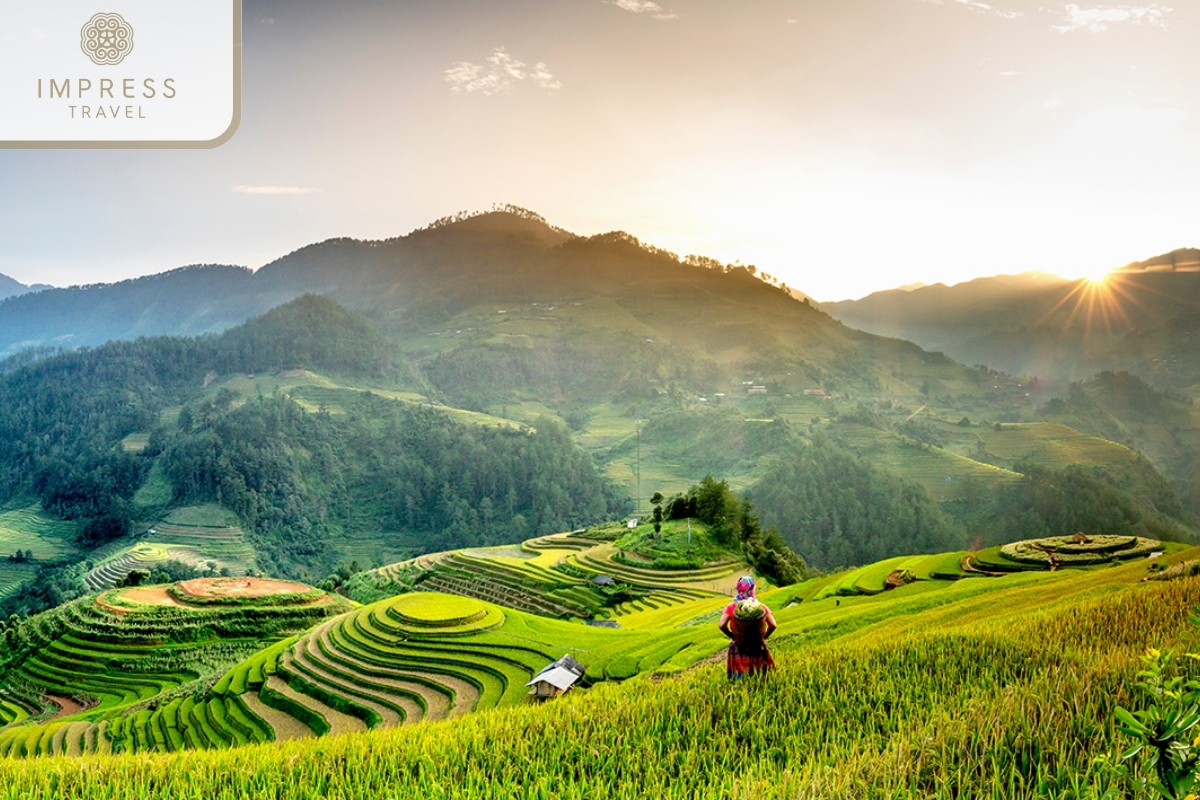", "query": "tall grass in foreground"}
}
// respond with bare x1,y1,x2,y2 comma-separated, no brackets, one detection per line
2,576,1198,800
